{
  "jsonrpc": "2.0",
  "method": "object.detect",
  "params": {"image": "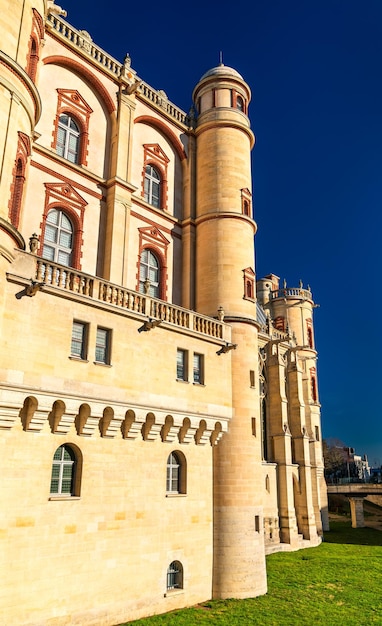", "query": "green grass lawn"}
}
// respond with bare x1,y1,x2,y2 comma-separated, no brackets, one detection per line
122,521,382,626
